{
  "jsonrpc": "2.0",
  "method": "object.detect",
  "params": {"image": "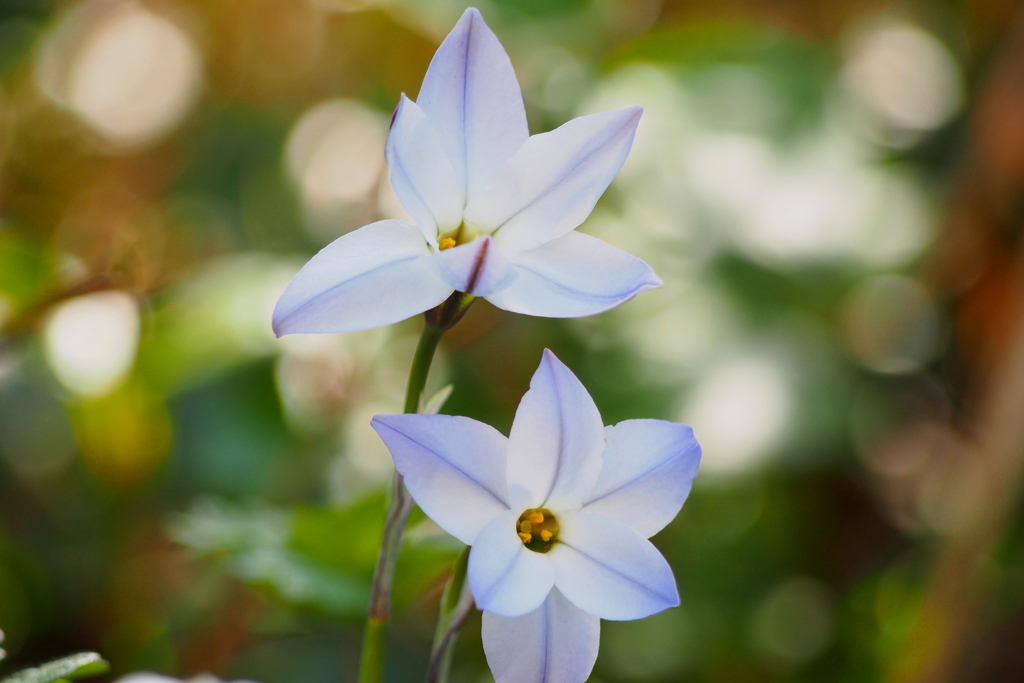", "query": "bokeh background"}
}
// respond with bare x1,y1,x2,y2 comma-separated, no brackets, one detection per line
2,0,1024,681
